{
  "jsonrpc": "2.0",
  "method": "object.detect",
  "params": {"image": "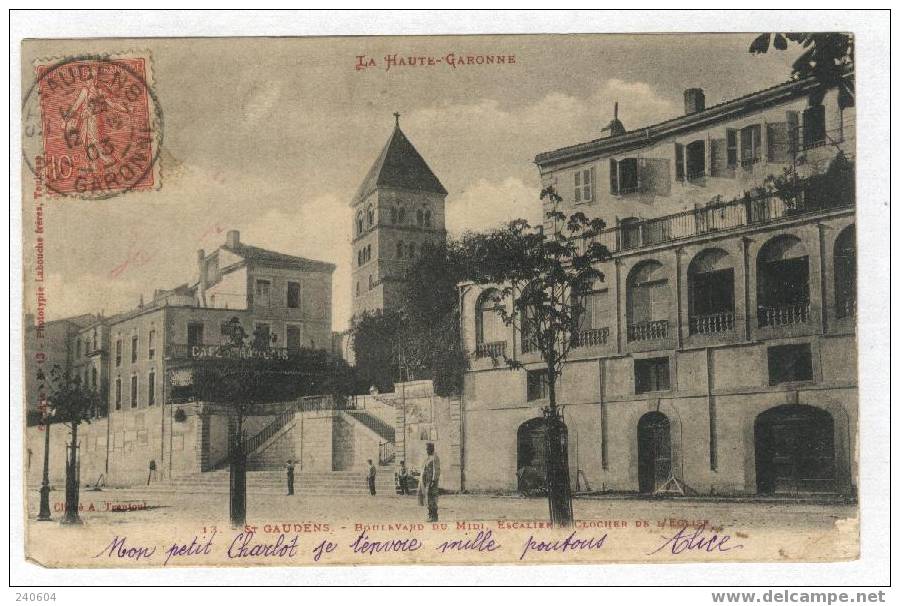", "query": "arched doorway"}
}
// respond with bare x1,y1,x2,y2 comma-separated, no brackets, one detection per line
517,418,547,495
637,411,672,494
754,405,835,495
